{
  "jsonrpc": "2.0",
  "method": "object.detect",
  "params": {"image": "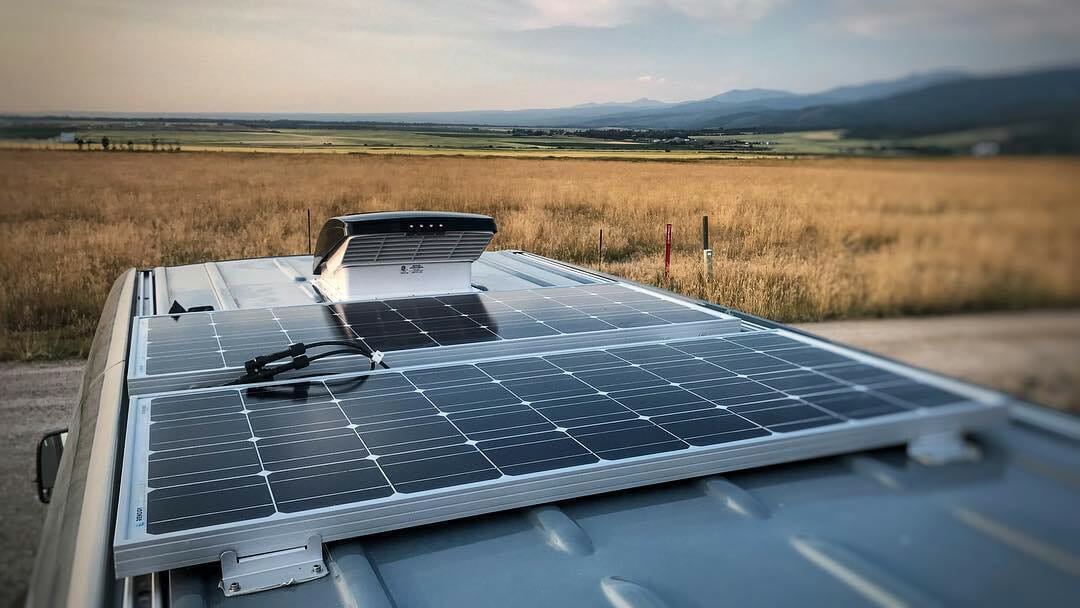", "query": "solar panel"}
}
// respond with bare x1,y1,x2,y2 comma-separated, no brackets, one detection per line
134,284,727,377
115,330,1007,576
